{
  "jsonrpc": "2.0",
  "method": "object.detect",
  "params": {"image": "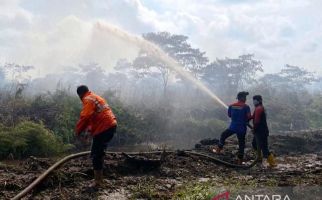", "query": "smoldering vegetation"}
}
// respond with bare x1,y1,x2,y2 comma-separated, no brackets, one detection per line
0,32,322,159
